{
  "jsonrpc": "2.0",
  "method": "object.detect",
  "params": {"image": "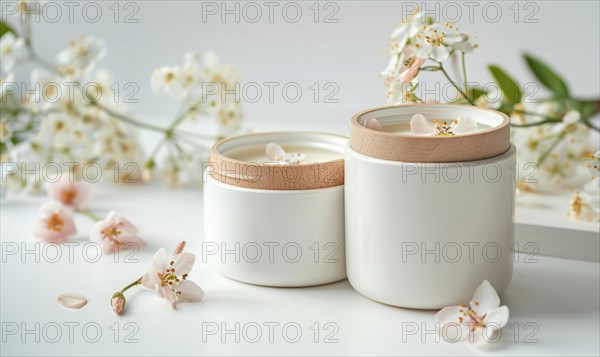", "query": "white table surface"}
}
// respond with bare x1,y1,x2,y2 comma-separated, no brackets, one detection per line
1,183,599,356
